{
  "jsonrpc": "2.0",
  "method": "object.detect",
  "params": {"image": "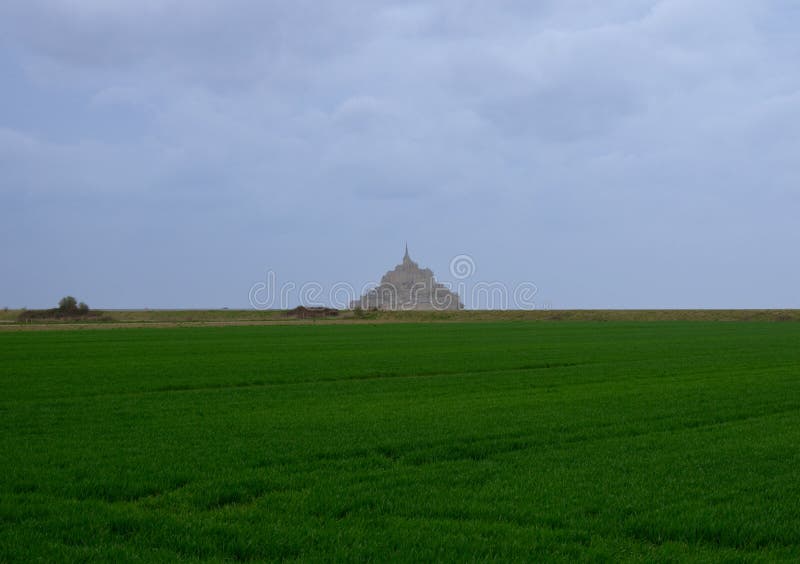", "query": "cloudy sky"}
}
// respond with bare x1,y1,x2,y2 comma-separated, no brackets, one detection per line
2,1,799,309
